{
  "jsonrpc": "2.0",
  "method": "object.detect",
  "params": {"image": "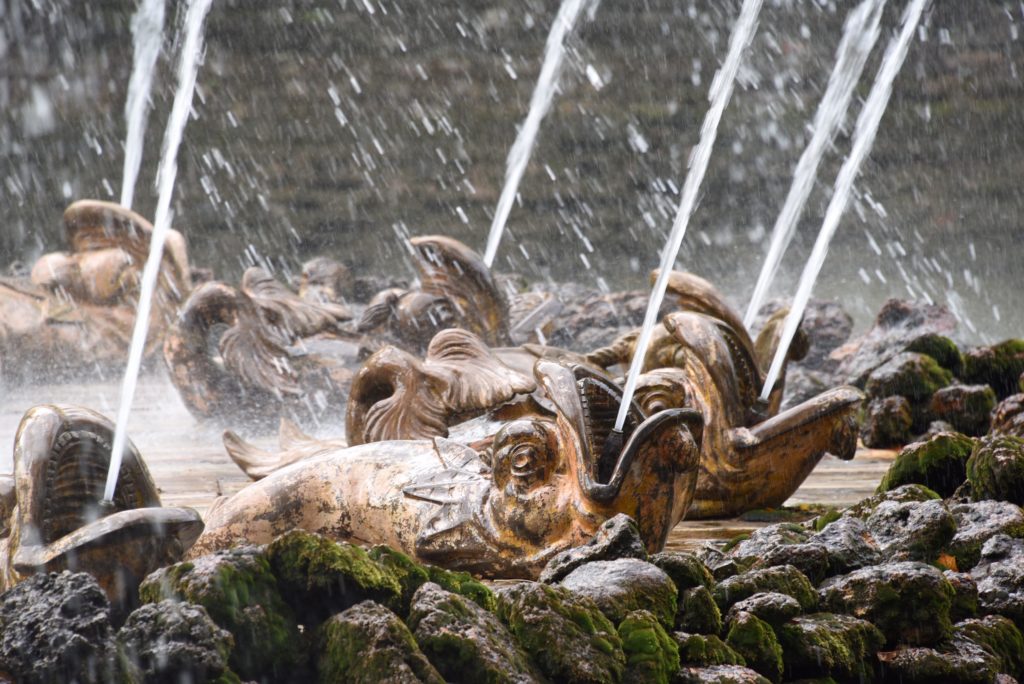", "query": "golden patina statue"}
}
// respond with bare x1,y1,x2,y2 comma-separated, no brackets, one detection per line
0,200,190,380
